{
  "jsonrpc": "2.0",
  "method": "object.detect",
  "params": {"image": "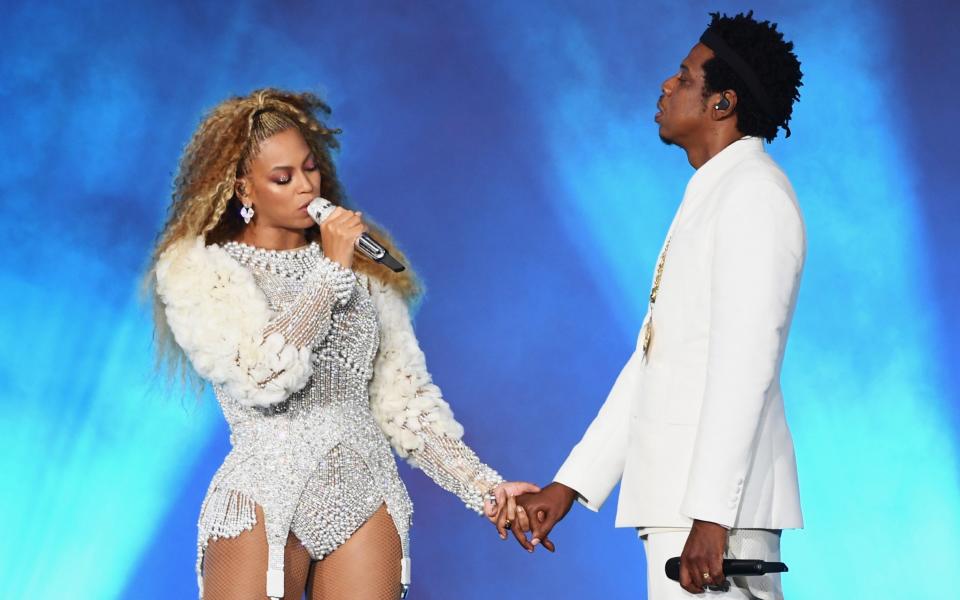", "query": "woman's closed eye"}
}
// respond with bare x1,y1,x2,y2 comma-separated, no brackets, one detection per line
272,158,316,184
